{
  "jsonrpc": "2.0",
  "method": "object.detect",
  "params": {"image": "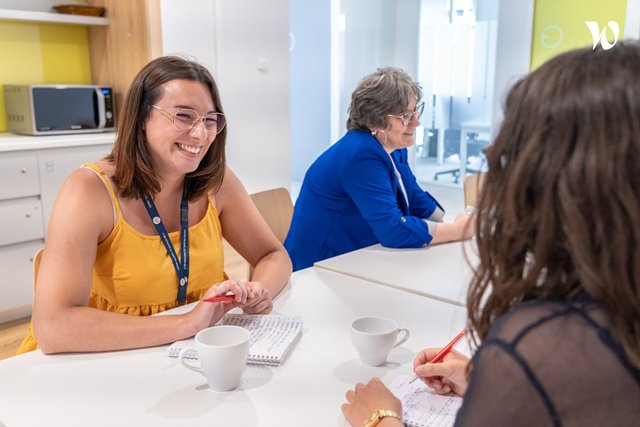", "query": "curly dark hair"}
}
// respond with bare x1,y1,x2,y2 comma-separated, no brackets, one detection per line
468,42,640,368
